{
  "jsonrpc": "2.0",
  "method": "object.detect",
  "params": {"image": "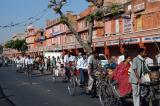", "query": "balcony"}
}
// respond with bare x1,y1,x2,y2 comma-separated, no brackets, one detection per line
35,36,46,42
